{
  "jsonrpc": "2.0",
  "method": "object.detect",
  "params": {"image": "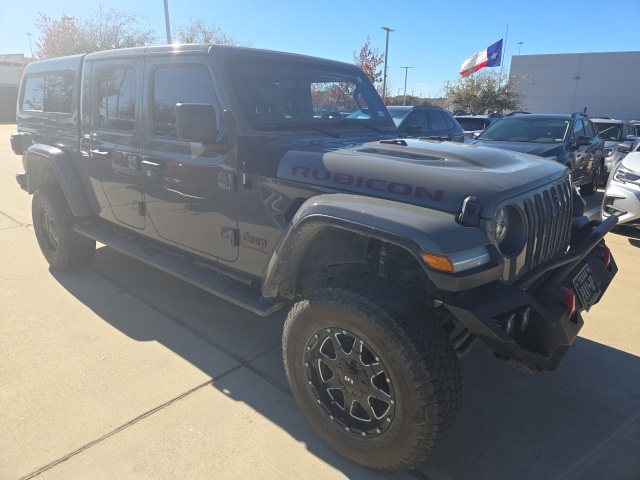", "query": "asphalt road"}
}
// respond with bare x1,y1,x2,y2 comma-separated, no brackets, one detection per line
1,123,639,480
